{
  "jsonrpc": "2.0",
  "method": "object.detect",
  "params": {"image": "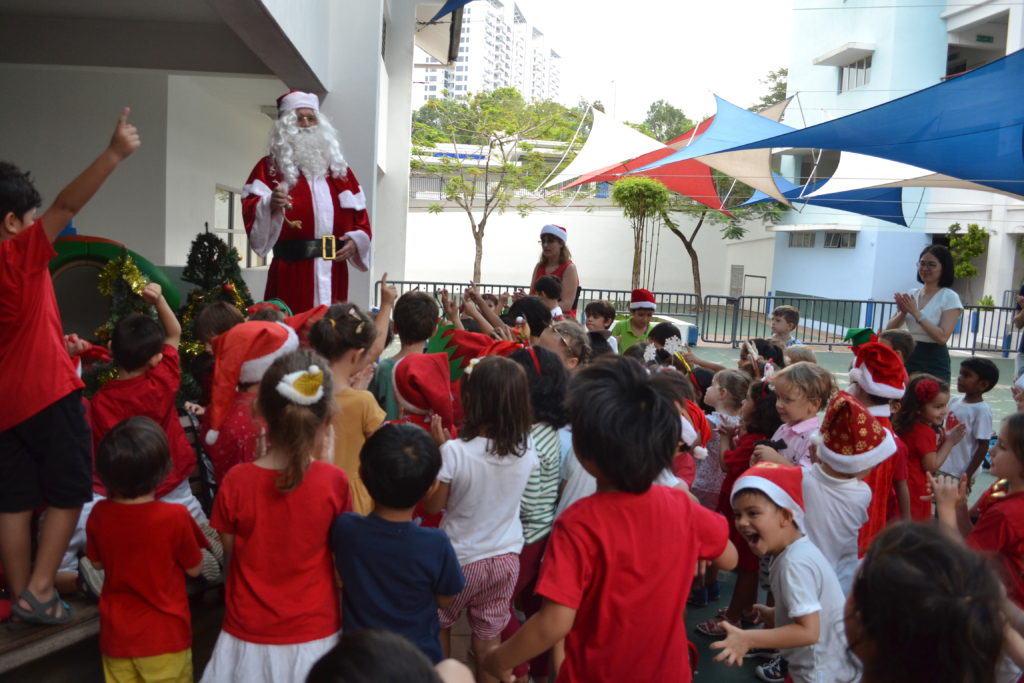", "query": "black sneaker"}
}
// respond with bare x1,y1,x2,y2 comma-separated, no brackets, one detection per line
755,655,787,683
